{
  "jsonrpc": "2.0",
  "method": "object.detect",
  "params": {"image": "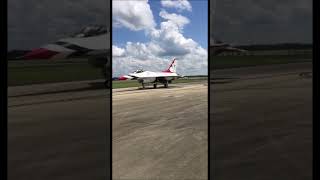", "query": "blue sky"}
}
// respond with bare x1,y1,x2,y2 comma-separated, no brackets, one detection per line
113,0,208,49
112,0,208,77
